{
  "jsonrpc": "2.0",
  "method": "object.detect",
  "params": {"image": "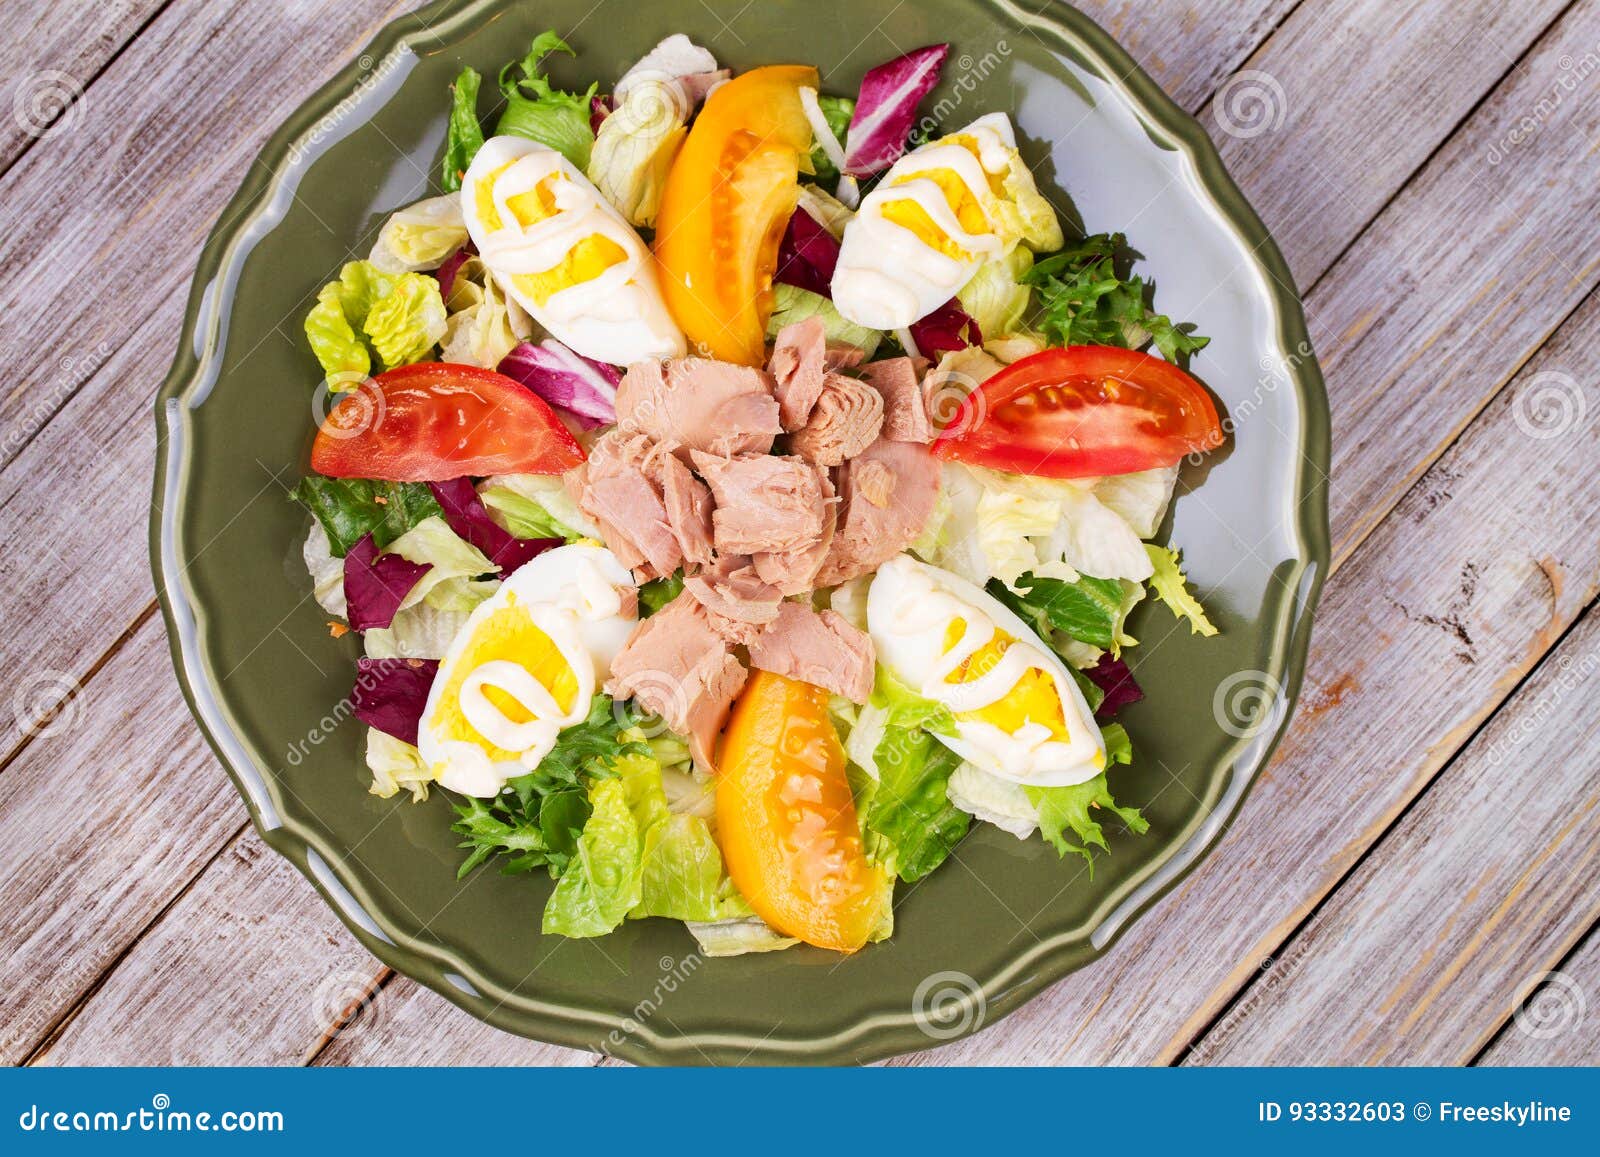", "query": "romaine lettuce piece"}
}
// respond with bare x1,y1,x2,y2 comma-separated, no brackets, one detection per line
441,67,485,192
542,777,645,936
302,521,346,617
303,261,447,385
477,473,597,542
291,476,443,557
586,80,689,226
365,728,438,803
958,246,1034,339
946,761,1037,839
369,194,469,273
